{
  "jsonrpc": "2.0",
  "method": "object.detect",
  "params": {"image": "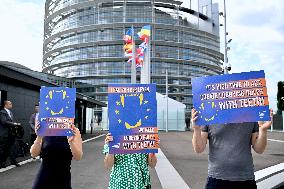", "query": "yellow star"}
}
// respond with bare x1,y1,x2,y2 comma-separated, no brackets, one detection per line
116,101,121,105
115,110,120,115
118,119,122,123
